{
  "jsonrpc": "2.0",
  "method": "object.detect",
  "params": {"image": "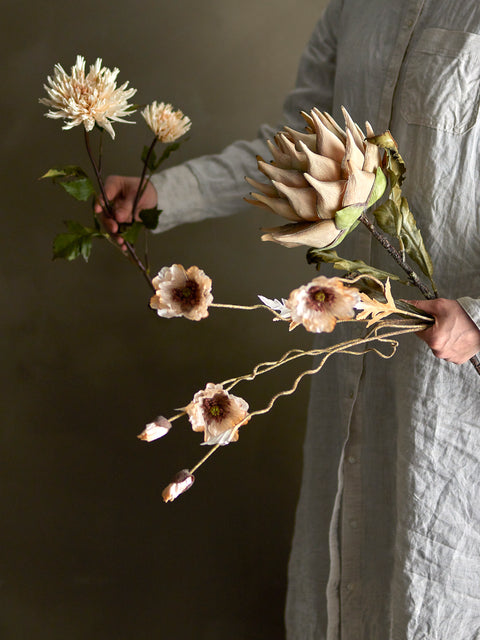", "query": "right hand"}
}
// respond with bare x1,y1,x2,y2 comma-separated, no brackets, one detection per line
94,175,158,246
